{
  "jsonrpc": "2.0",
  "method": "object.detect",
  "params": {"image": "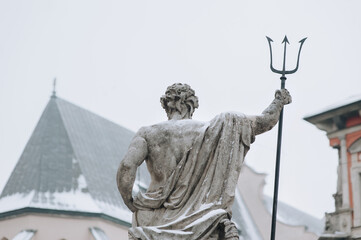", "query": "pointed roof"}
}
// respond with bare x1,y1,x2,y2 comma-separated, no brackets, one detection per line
0,96,137,224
